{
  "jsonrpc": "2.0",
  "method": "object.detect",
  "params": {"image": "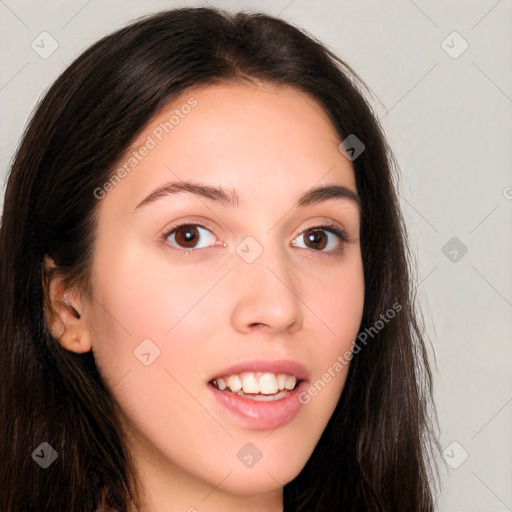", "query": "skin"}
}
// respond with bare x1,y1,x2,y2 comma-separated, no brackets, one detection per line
48,81,365,512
